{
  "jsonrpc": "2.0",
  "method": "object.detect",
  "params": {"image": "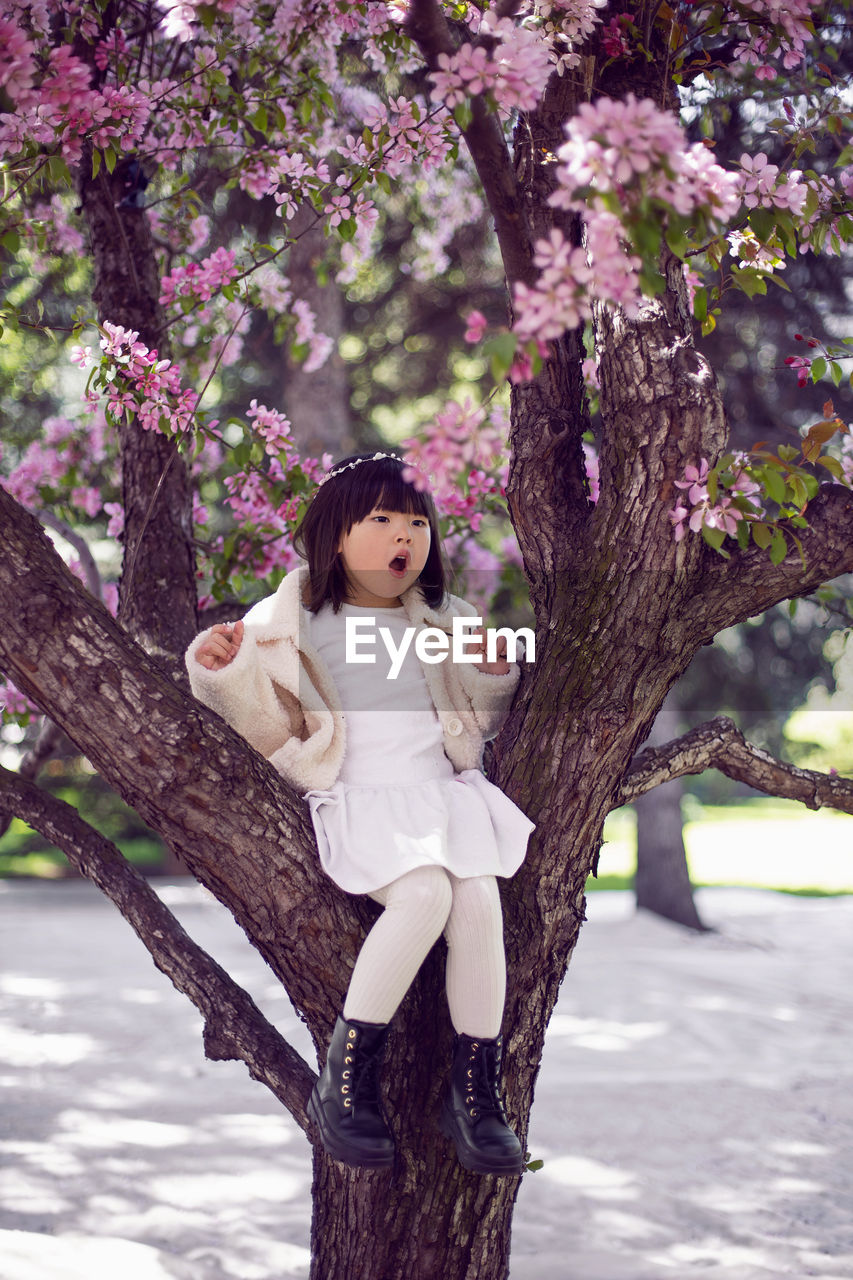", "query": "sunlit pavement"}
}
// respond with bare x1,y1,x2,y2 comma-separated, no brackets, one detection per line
2,880,852,1279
